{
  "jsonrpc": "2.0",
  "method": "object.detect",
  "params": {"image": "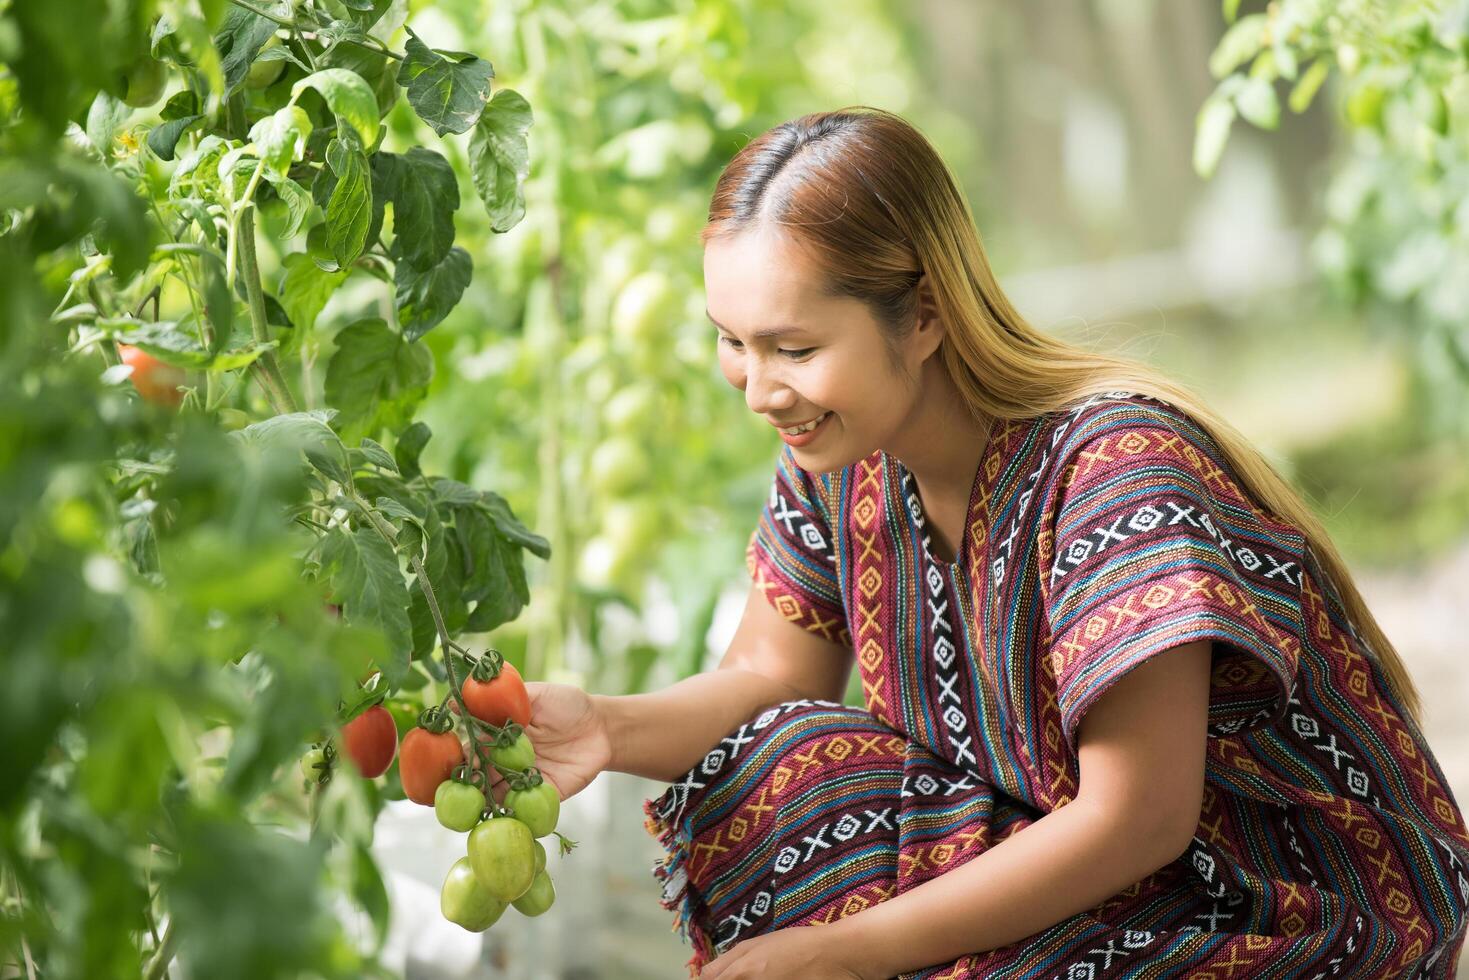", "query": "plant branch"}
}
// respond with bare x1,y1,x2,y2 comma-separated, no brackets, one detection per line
226,0,404,61
142,919,179,980
347,489,509,815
